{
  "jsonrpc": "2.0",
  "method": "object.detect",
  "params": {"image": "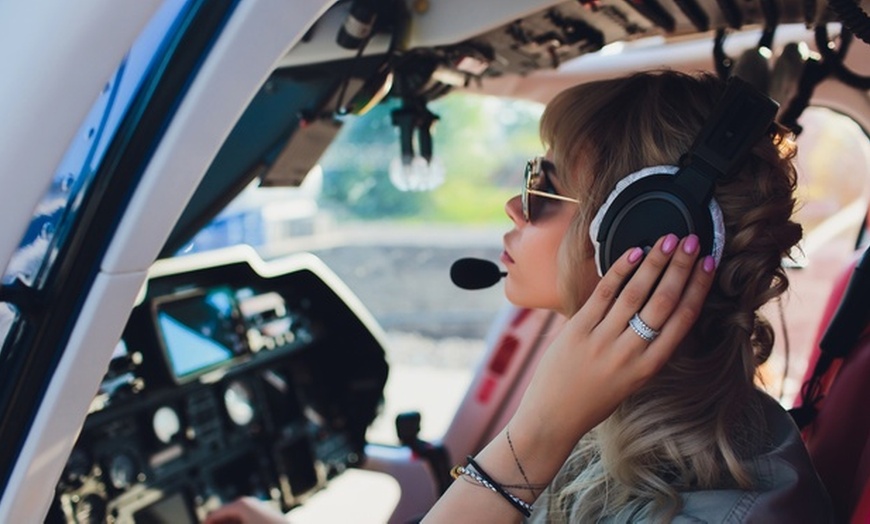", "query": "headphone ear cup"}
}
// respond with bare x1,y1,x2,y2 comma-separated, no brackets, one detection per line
592,175,715,276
